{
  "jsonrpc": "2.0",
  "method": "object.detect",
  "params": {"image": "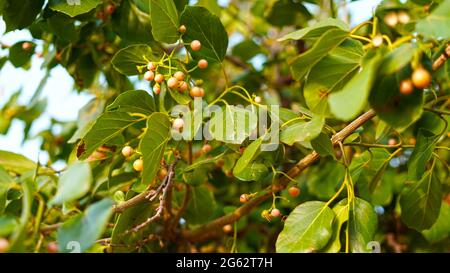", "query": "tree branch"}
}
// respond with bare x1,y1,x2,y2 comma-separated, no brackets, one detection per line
432,44,450,71
182,109,376,242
